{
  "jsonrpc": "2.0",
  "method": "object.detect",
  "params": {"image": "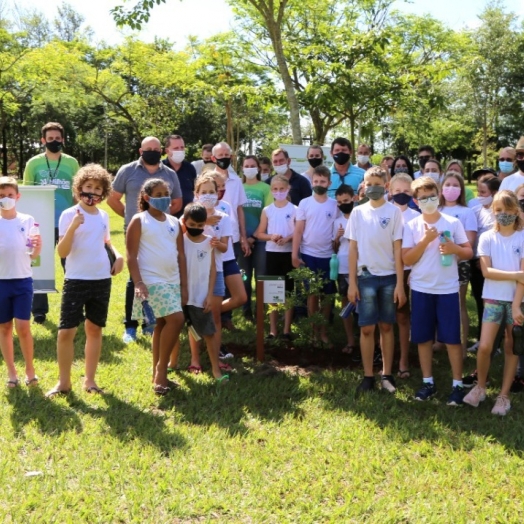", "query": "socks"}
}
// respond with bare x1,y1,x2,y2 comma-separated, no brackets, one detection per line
423,377,434,384
452,379,463,388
